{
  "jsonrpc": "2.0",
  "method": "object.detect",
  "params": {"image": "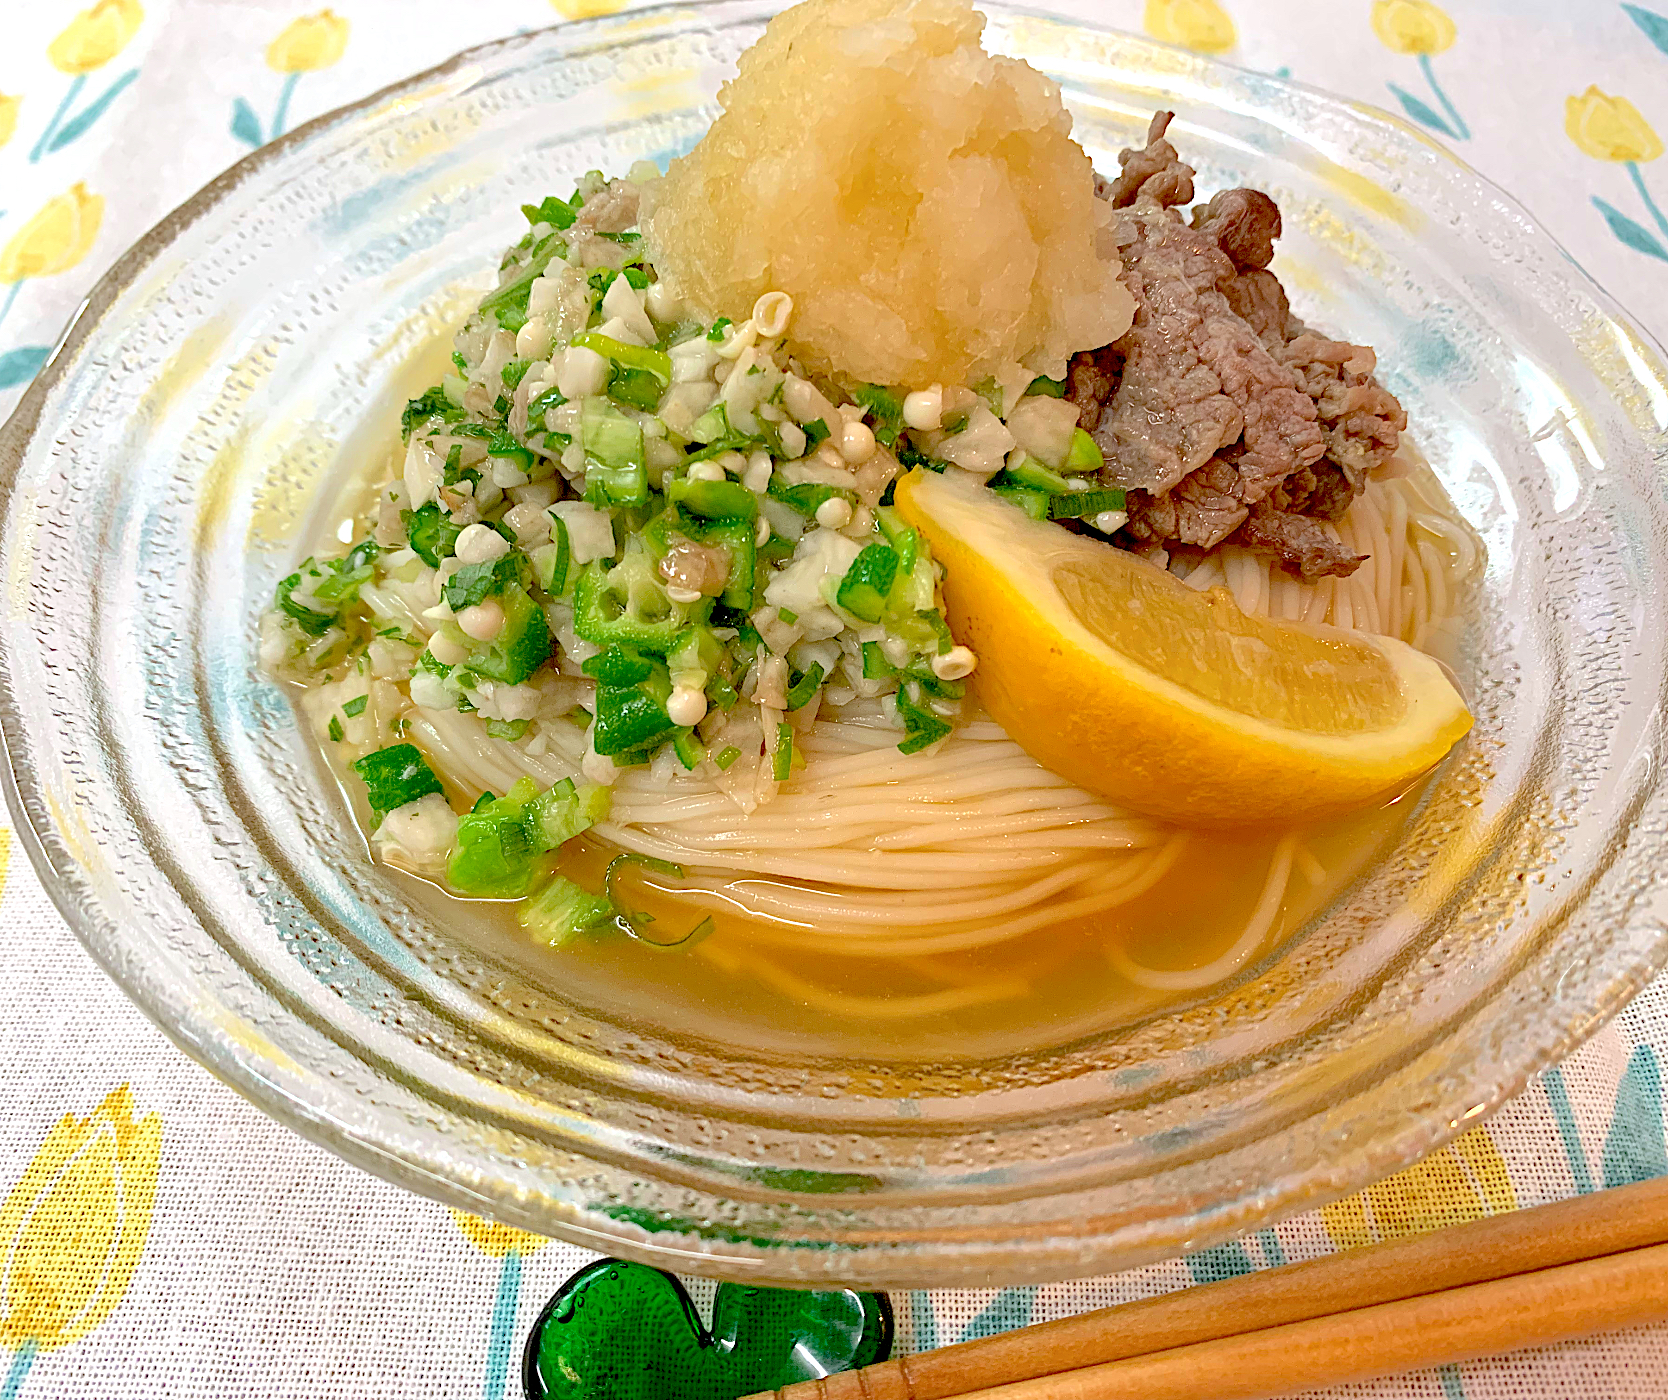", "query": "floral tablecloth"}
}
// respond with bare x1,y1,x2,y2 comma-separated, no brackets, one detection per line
2,1,1668,1396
